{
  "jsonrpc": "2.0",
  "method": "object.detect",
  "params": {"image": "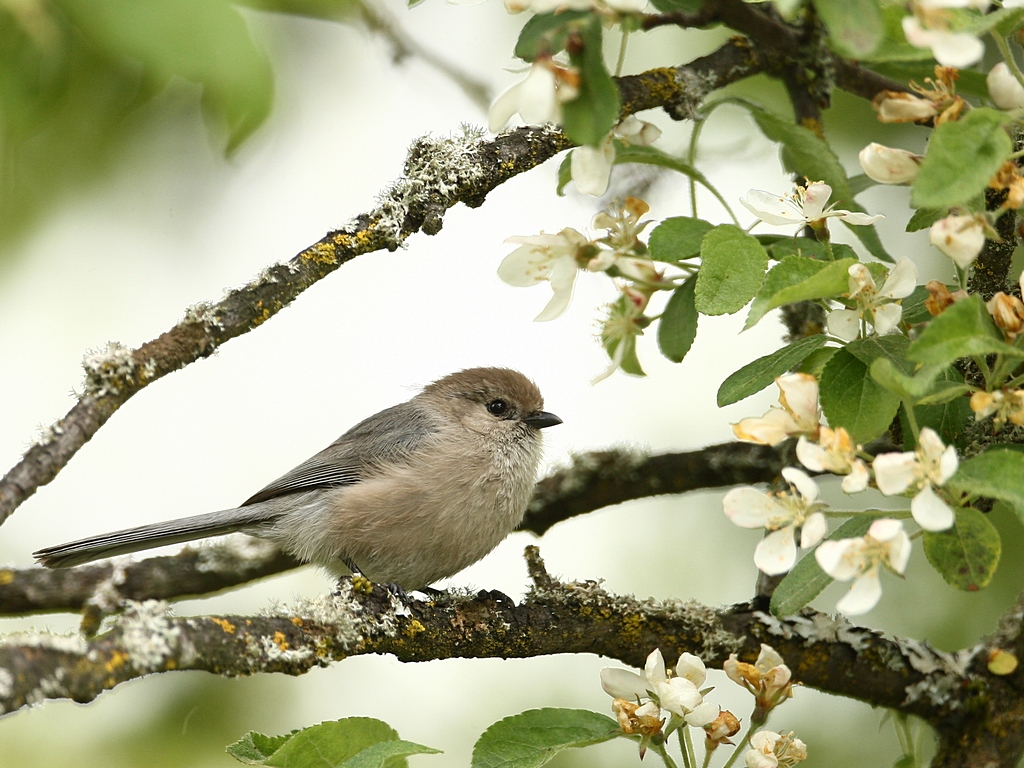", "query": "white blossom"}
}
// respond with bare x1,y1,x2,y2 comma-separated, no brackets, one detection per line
930,214,986,269
815,518,911,615
488,59,578,133
600,649,718,728
740,181,882,231
988,62,1024,110
902,15,985,68
571,116,662,196
873,428,958,531
498,228,589,320
826,258,918,341
796,426,870,493
732,373,820,445
723,467,828,575
745,730,809,768
858,143,923,184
